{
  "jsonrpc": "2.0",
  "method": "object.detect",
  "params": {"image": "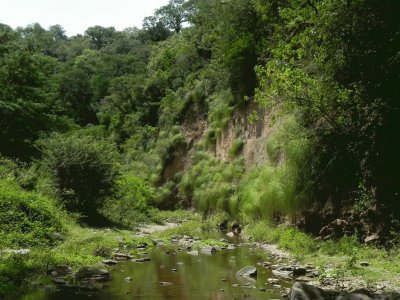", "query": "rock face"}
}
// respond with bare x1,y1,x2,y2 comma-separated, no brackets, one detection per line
75,267,110,282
